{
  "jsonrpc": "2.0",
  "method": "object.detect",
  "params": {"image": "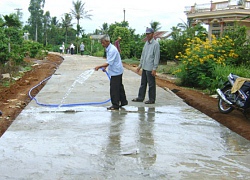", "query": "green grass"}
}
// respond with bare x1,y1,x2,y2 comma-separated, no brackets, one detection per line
122,59,179,75
215,64,250,81
2,81,10,87
23,66,32,72
122,58,140,65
